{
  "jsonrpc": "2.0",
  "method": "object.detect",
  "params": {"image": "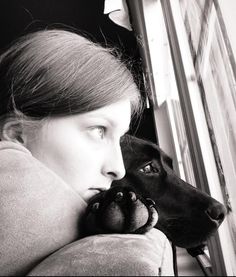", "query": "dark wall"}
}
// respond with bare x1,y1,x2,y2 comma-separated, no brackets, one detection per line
0,0,138,60
0,0,157,143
